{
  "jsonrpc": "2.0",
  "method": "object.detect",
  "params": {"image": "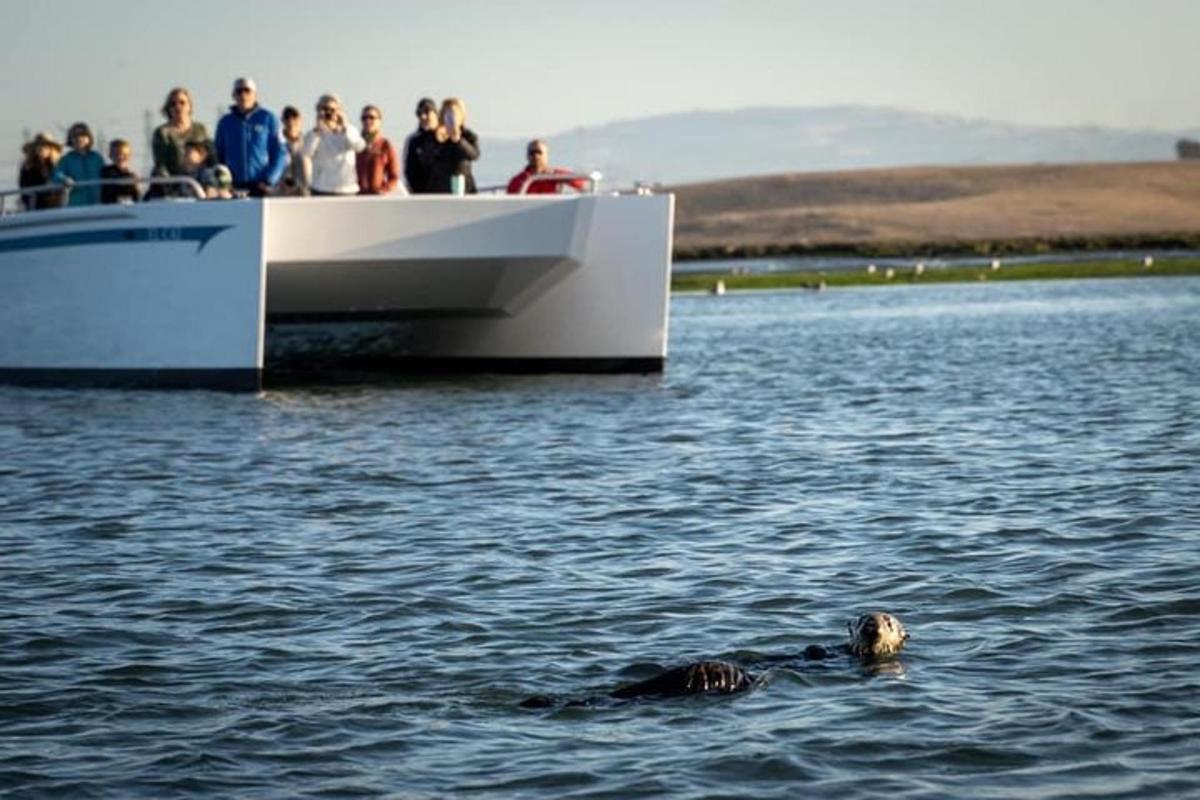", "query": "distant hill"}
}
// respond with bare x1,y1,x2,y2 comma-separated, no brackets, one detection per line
476,106,1200,188
670,161,1200,257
